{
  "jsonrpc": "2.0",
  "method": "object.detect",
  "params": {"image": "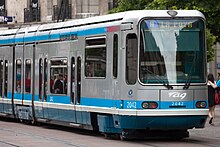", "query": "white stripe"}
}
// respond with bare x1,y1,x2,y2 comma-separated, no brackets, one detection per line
0,98,209,116
34,102,209,116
